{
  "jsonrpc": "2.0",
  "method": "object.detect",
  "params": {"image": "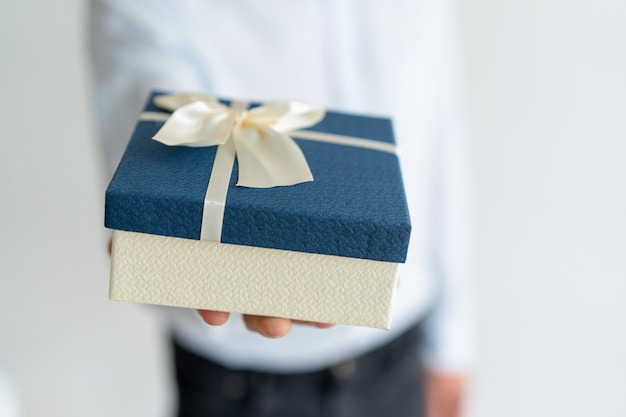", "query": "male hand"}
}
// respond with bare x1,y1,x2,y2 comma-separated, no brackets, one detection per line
425,371,468,417
198,310,334,338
